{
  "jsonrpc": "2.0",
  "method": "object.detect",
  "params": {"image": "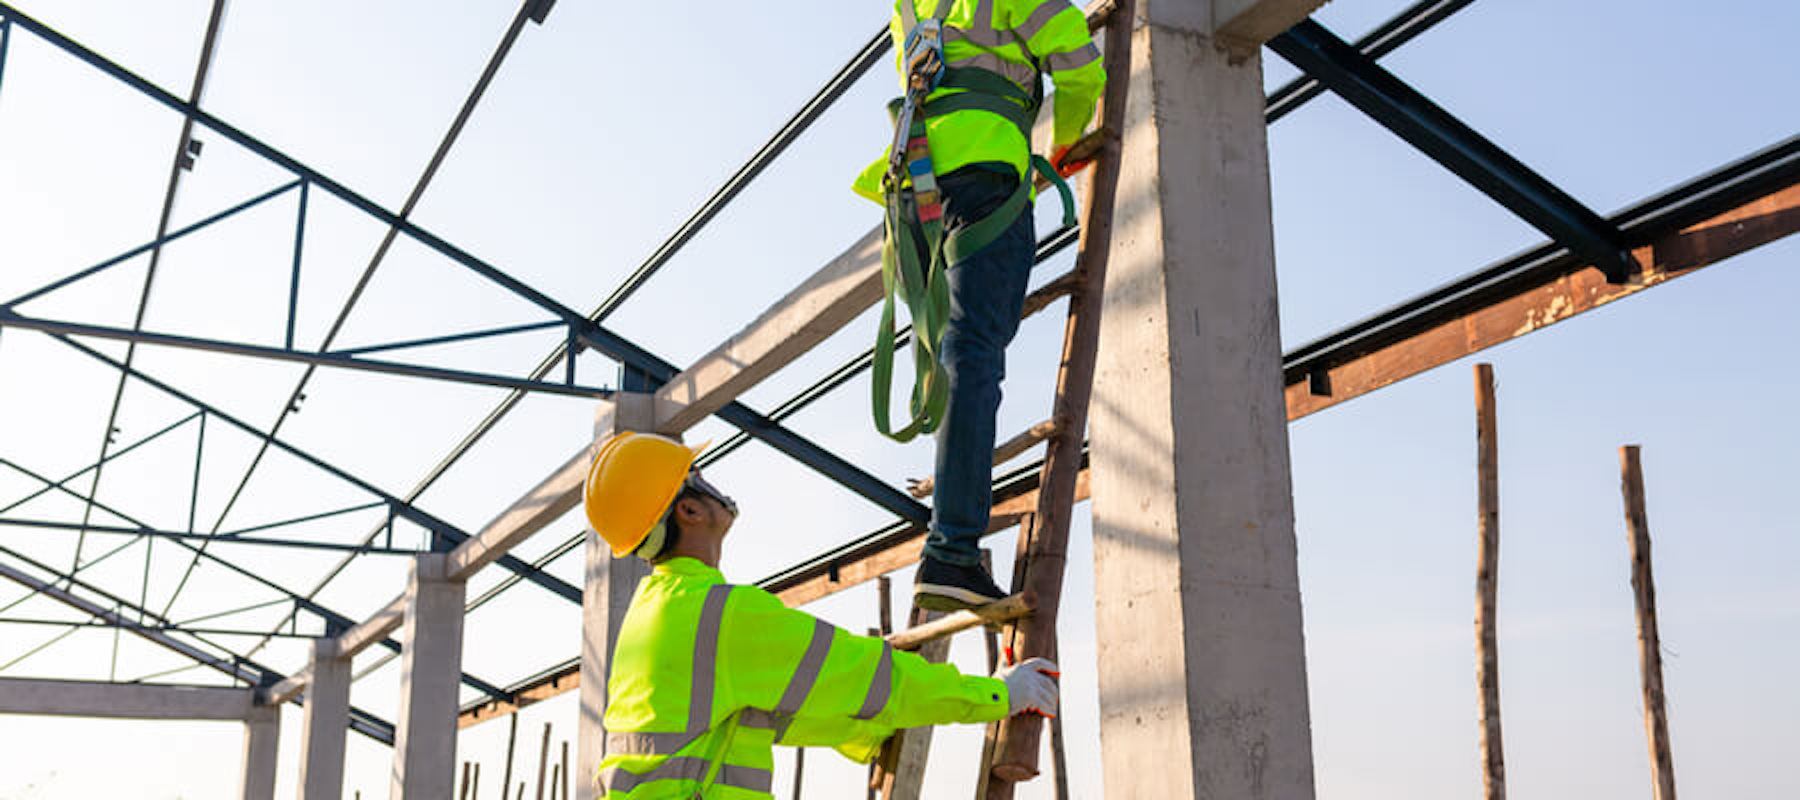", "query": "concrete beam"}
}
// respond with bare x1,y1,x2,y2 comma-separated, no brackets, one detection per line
0,676,258,720
444,444,592,581
240,705,280,800
1213,0,1330,56
654,229,886,433
578,398,653,800
297,638,351,800
335,594,405,661
389,554,467,799
1087,3,1314,797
